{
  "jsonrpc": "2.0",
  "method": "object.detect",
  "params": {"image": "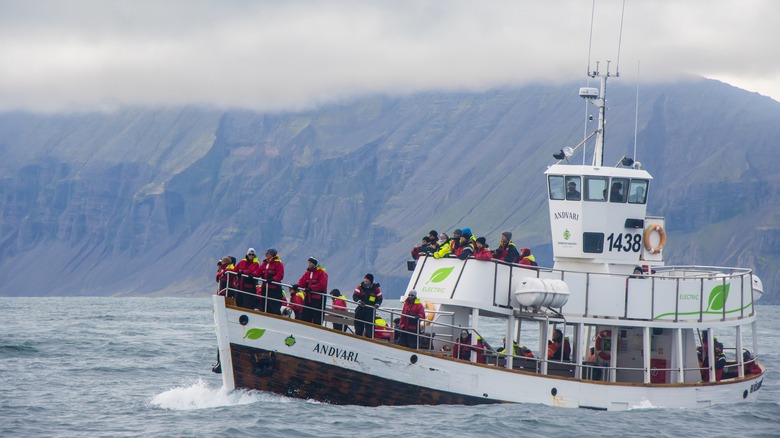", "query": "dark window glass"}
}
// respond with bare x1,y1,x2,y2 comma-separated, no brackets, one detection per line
609,178,628,203
565,176,581,201
583,232,604,253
